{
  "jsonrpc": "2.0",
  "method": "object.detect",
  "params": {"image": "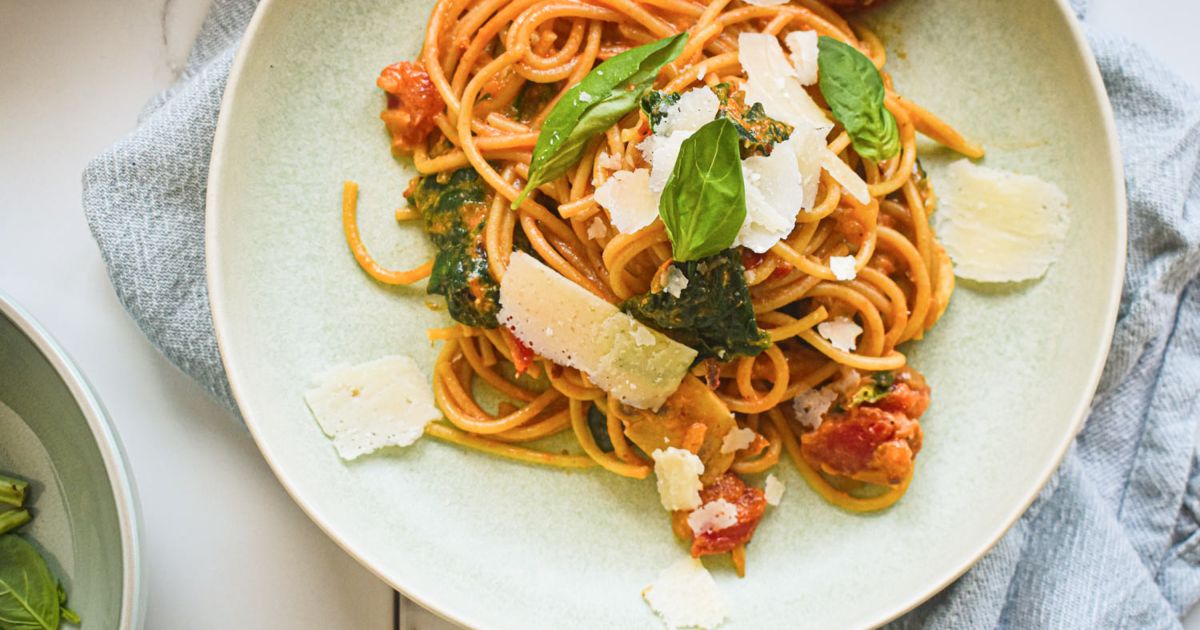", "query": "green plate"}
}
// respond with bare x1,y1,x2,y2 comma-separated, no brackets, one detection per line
0,294,143,629
207,0,1125,627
